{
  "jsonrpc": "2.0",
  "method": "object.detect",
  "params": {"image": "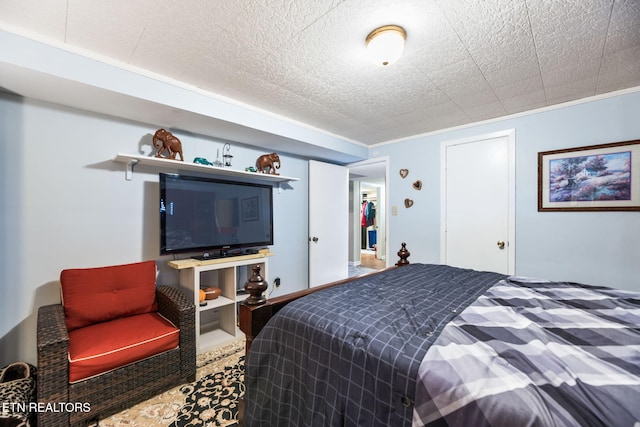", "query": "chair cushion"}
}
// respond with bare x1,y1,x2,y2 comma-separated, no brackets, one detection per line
61,261,158,331
67,312,179,383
